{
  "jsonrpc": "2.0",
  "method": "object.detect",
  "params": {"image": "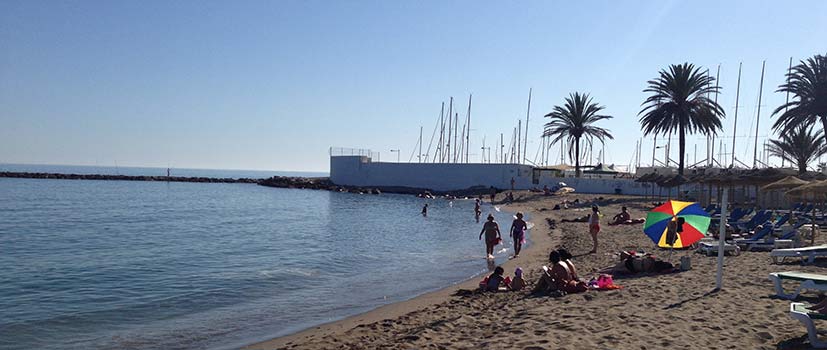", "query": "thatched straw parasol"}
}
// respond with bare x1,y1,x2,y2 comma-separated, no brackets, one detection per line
786,180,827,245
761,176,809,191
